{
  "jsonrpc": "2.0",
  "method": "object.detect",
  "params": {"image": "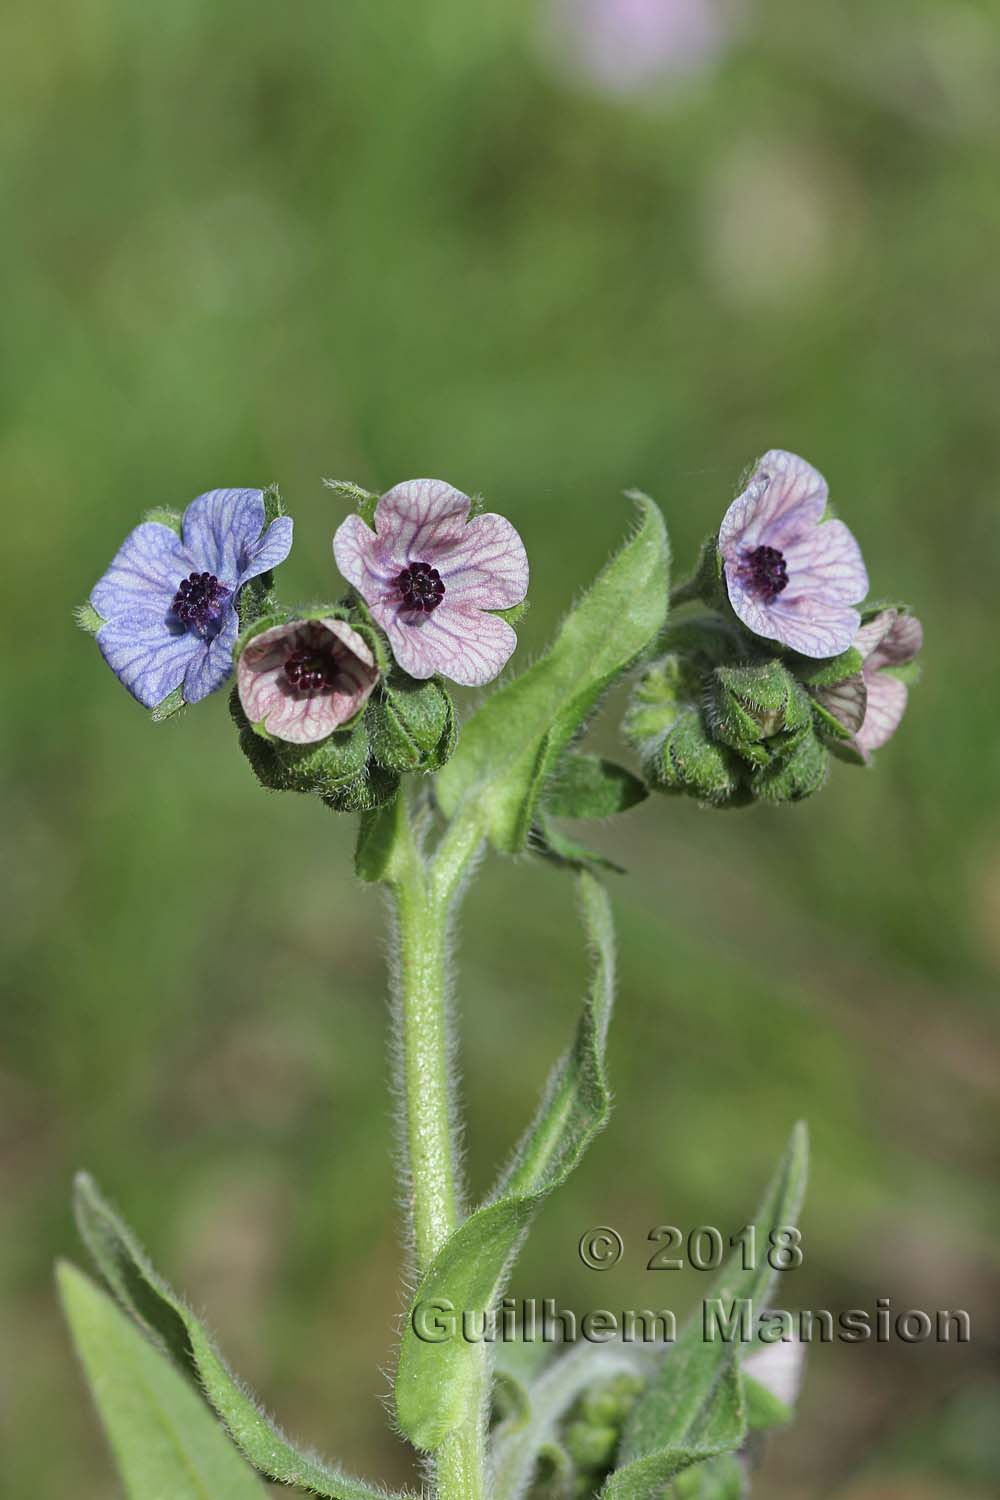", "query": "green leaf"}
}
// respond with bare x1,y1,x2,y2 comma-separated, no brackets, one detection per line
57,1261,269,1500
532,813,627,876
544,754,647,820
742,1374,792,1432
435,494,669,853
395,871,617,1451
602,1124,809,1498
354,793,408,884
73,1174,418,1500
